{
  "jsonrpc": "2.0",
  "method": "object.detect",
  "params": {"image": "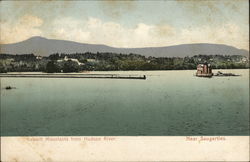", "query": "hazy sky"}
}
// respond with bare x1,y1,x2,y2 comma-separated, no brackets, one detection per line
0,0,249,50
